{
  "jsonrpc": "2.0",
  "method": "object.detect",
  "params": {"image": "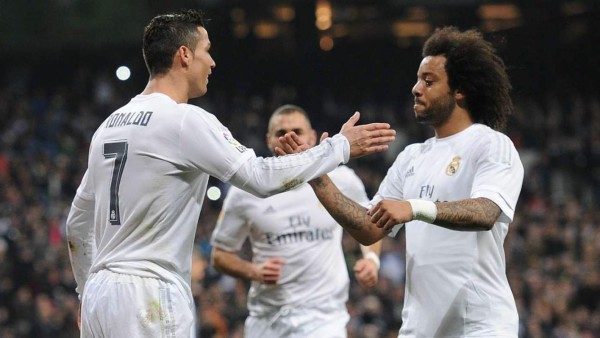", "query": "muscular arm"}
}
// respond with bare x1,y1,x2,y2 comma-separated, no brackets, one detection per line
211,247,284,284
309,176,389,245
434,197,501,231
370,197,503,232
211,247,260,281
